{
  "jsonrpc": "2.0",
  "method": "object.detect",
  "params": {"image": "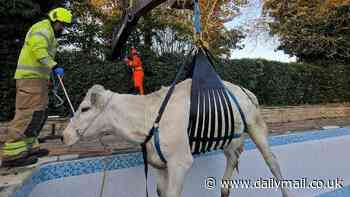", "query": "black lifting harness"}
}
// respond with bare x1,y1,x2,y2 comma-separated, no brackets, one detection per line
187,47,247,155
140,46,249,197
